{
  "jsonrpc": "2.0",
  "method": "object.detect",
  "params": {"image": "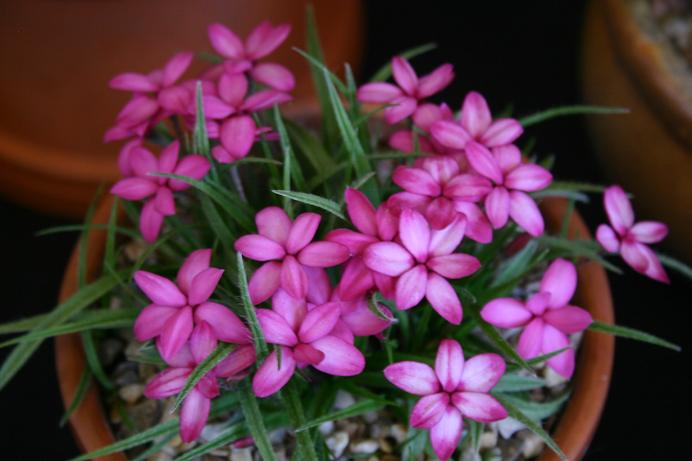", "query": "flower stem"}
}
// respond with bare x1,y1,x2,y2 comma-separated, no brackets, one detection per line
282,380,318,461
239,383,278,461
